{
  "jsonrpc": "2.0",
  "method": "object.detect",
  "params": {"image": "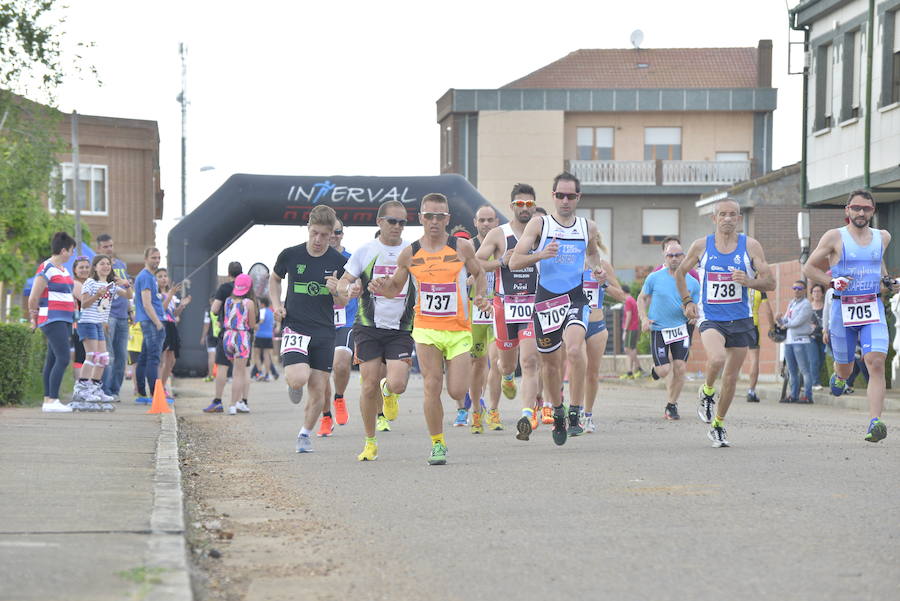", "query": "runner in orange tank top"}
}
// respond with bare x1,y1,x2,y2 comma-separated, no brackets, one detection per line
369,193,491,465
